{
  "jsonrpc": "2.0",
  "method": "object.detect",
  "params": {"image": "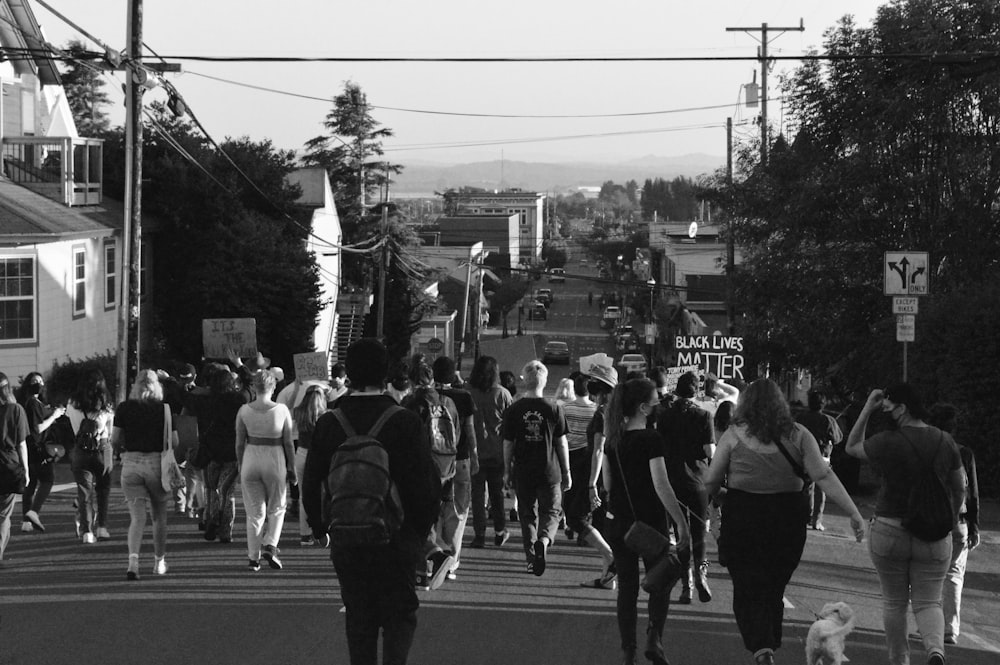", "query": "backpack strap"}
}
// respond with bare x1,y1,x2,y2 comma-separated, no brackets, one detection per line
331,405,403,440
331,409,357,439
